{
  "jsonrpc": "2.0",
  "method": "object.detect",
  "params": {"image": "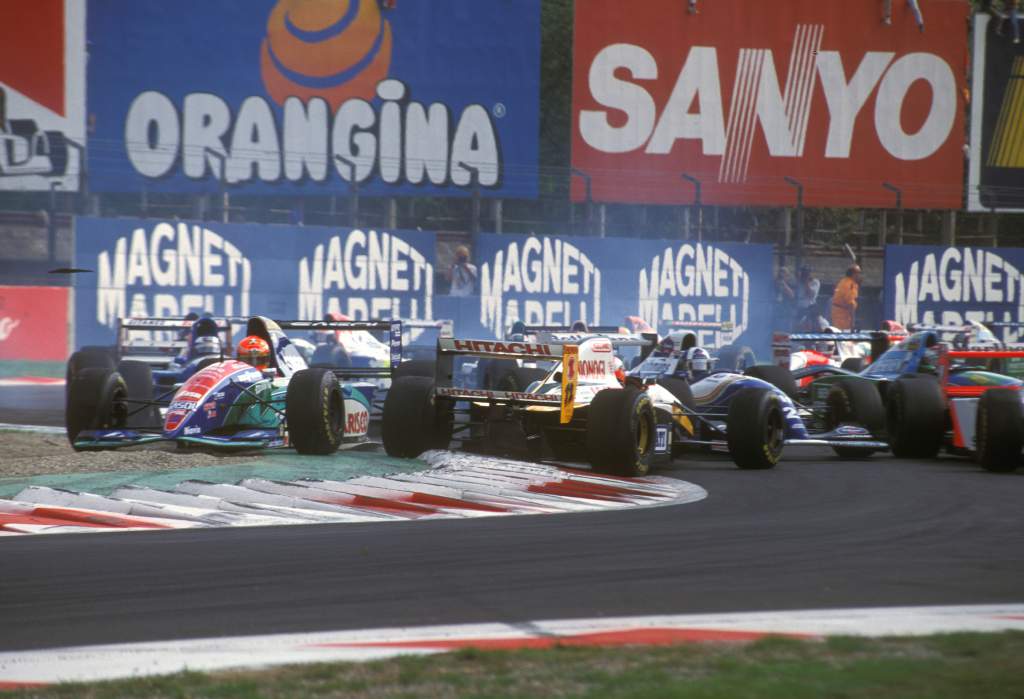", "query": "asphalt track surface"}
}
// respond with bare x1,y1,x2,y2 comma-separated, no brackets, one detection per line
0,384,63,427
2,436,1023,652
